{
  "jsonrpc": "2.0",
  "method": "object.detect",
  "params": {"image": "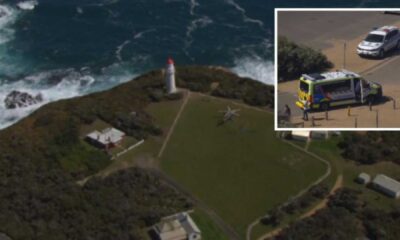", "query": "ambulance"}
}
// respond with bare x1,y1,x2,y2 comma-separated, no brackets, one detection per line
296,70,382,111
